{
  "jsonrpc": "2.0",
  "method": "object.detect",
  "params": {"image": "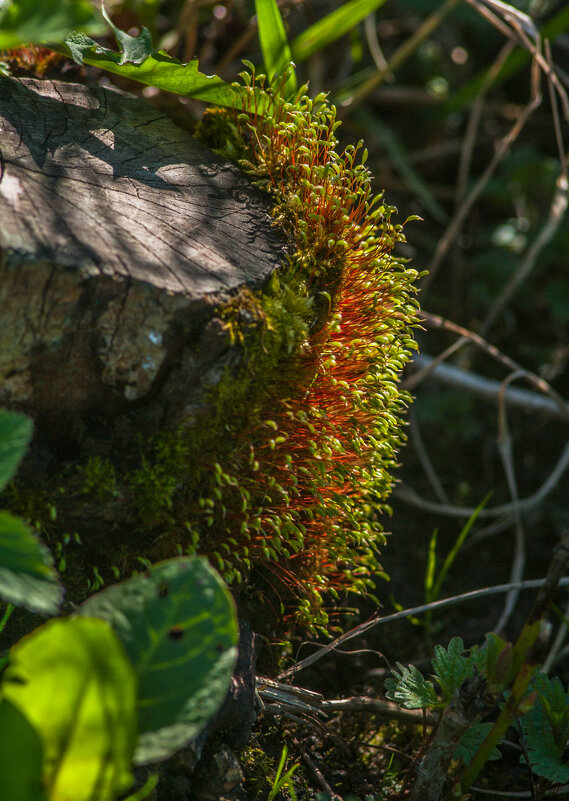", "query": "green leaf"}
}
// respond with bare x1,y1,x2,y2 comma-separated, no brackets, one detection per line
431,494,491,604
424,527,438,601
385,662,438,709
255,0,297,95
0,698,47,801
520,673,569,783
80,557,239,764
101,2,152,63
431,637,474,703
61,11,246,109
1,617,137,801
482,631,509,683
122,774,159,801
63,42,245,108
0,0,102,50
0,409,32,492
64,4,153,67
0,410,61,615
0,511,62,615
290,0,389,63
455,721,501,765
486,639,513,689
